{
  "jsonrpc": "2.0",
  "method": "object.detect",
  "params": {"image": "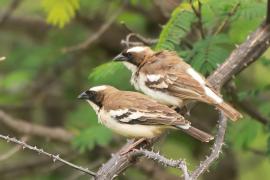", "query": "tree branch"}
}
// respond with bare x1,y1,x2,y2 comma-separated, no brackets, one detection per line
190,0,205,39
62,7,123,53
134,149,190,180
266,0,270,24
213,3,240,35
0,134,96,177
237,101,270,125
190,112,227,179
0,136,29,161
120,22,158,47
0,0,22,25
208,23,270,90
226,83,270,125
0,110,74,143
